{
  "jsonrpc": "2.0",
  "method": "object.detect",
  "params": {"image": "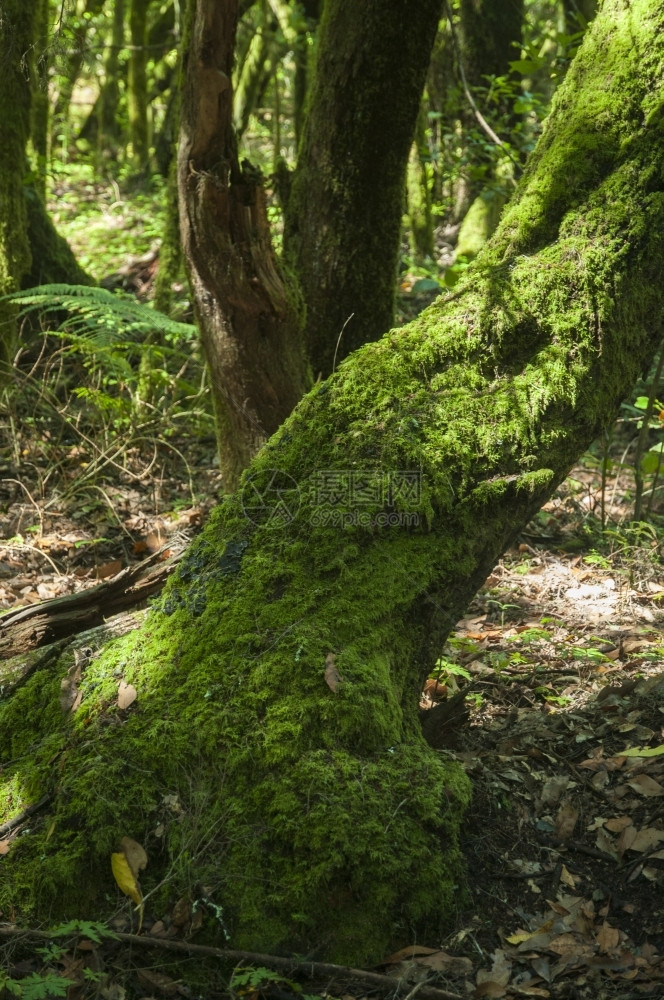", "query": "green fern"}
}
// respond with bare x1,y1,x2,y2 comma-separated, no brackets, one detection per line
0,972,74,1000
4,284,196,349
